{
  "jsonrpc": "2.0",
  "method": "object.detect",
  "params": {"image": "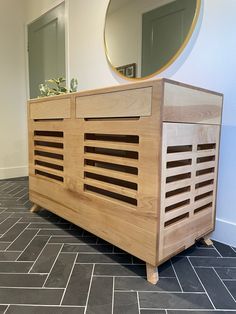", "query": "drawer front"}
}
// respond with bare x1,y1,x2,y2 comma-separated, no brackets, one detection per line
76,87,152,118
30,98,71,120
